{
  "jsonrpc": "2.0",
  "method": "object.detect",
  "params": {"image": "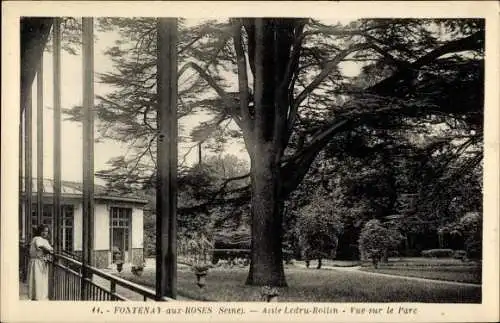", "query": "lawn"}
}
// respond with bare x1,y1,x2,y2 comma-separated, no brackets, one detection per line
115,264,481,303
359,267,481,284
375,257,480,267
296,259,362,267
355,257,482,284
